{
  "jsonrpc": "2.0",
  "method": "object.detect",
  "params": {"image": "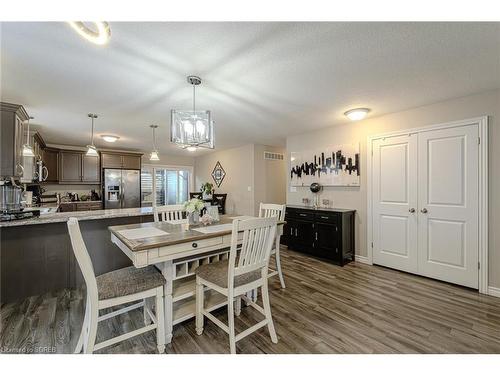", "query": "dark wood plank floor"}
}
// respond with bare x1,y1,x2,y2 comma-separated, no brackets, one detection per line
2,248,500,354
